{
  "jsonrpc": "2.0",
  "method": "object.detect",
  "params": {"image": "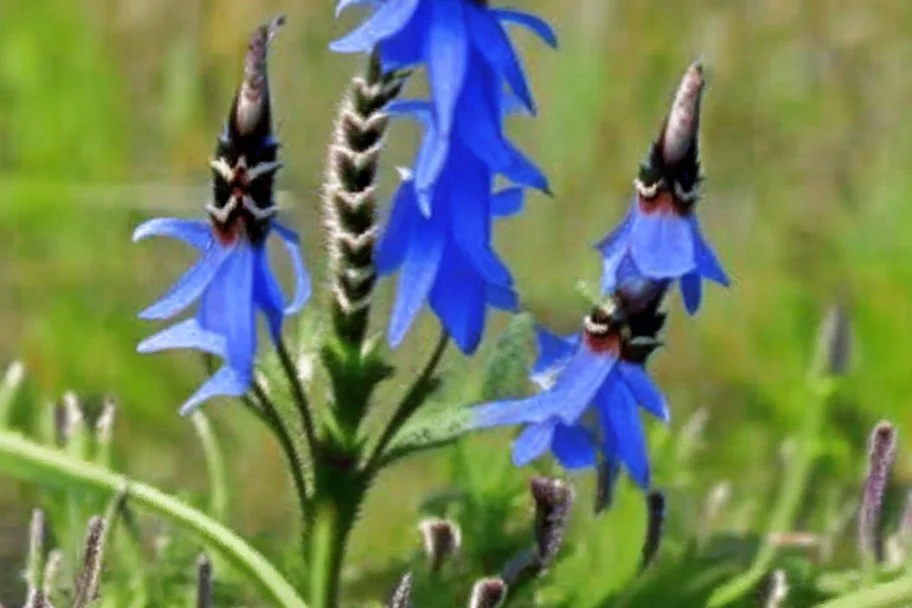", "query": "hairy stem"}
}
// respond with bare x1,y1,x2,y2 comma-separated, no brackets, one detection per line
366,329,449,473
277,338,318,459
